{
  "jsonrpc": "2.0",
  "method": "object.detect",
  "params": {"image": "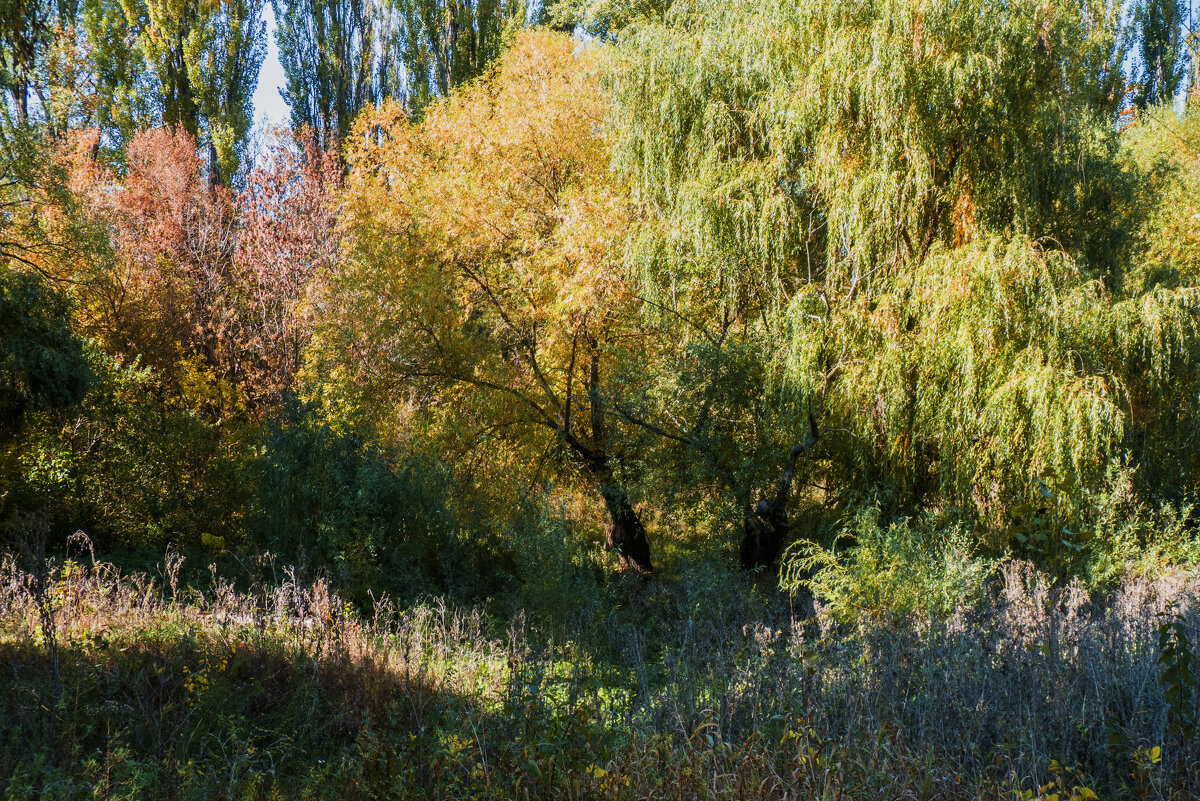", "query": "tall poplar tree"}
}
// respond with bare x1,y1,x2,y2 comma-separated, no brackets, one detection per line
393,0,525,114
270,0,398,149
1134,0,1190,106
118,0,265,184
65,0,265,182
272,0,524,149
